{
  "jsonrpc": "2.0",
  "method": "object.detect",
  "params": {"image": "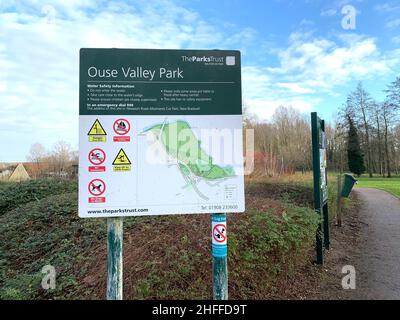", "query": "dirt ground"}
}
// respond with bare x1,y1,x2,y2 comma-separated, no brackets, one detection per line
305,192,363,300
348,188,400,299
300,188,400,300
269,191,363,300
